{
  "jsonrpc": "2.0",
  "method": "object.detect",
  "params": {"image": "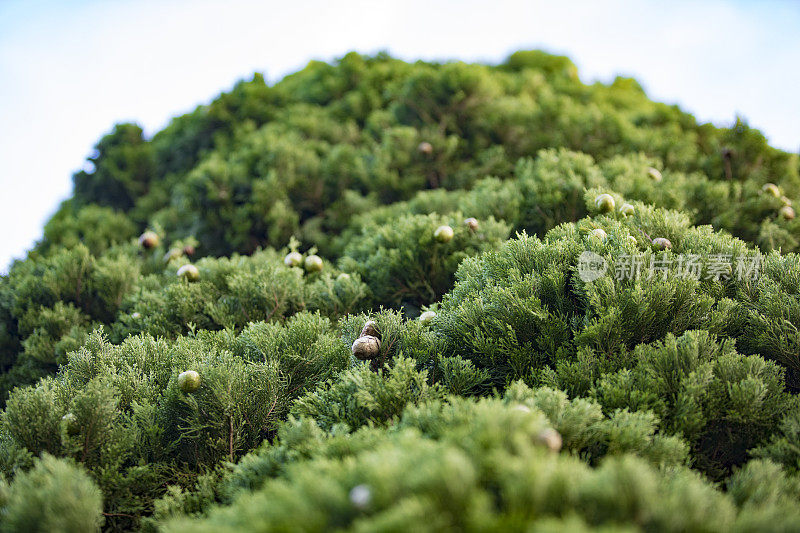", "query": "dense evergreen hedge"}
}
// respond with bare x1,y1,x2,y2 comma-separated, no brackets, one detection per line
1,50,798,531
